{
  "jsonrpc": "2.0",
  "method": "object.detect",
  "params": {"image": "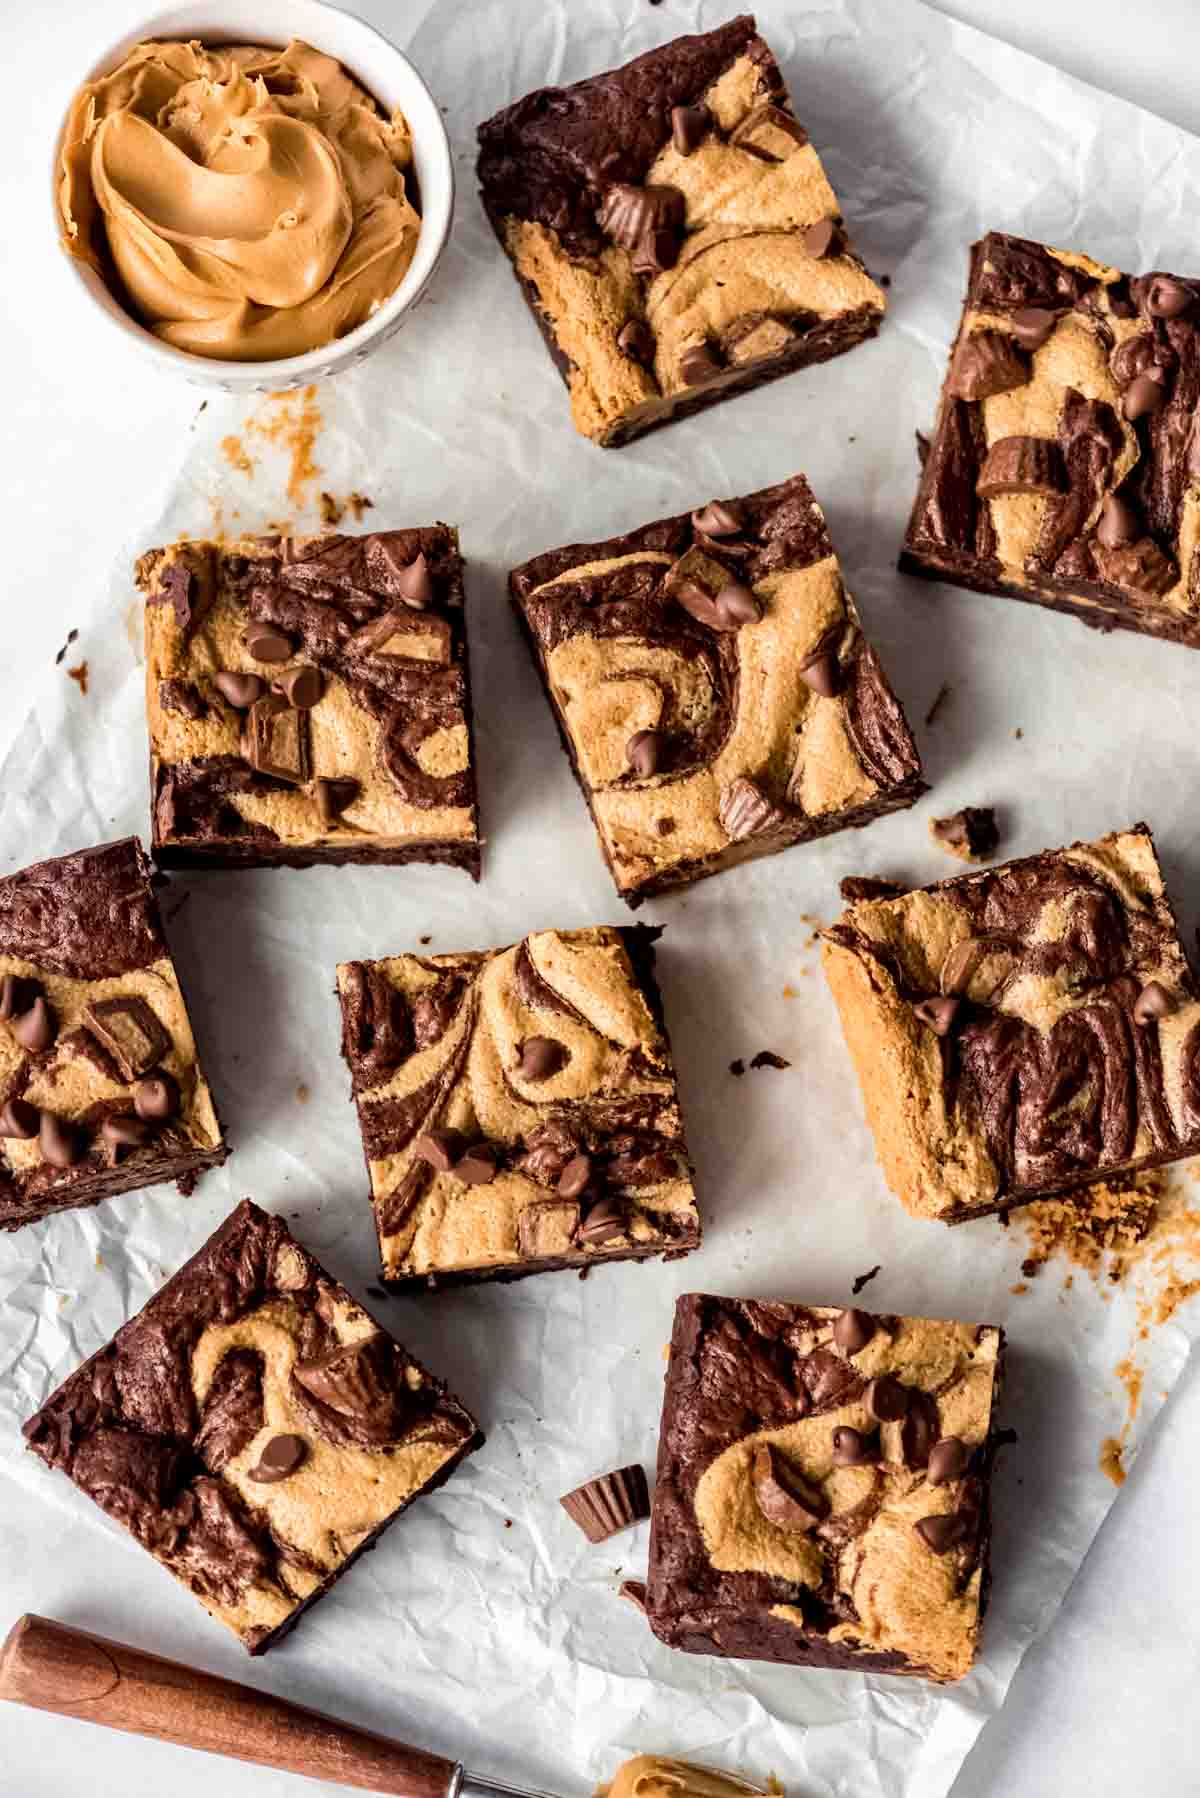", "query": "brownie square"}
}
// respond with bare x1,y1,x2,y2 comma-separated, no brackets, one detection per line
901,231,1200,646
510,472,926,905
822,823,1200,1223
0,837,225,1230
477,15,885,448
24,1200,483,1653
337,924,700,1287
140,526,480,874
646,1294,1004,1683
